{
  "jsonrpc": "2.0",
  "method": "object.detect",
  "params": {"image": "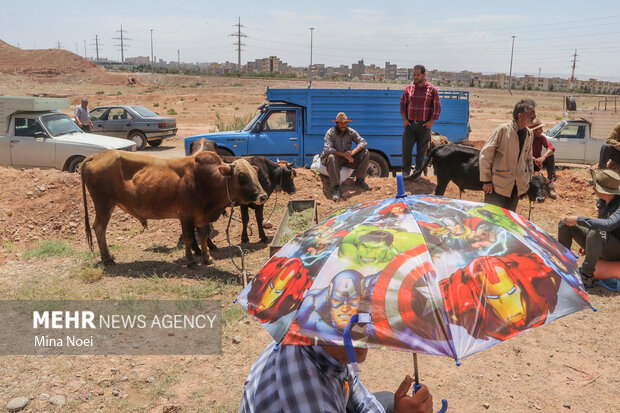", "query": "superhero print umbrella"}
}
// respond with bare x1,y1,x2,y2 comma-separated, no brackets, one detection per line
236,174,594,381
